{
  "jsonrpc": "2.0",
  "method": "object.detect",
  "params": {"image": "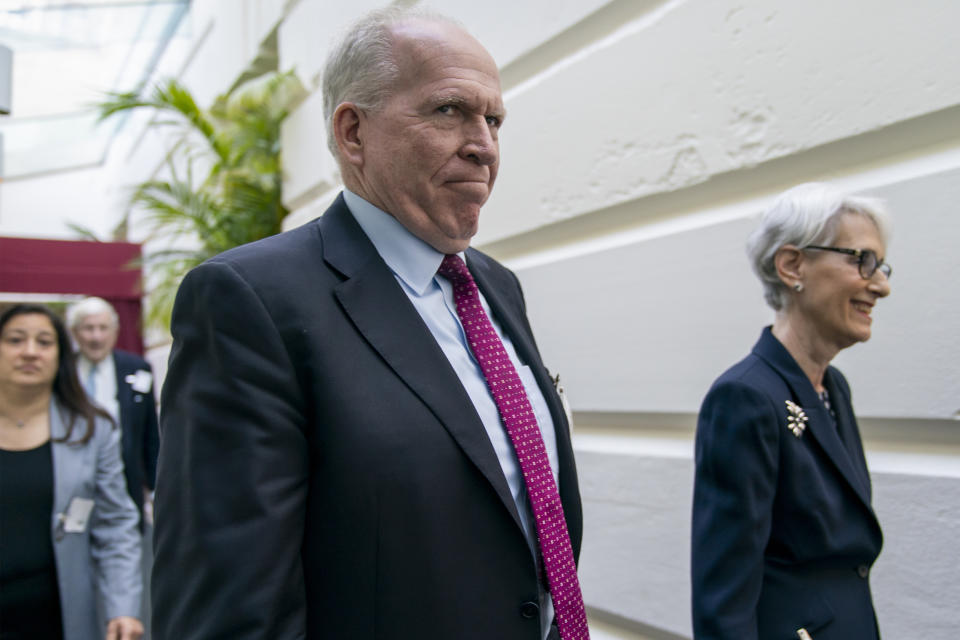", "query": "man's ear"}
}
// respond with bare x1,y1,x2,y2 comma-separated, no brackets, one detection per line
332,103,364,168
774,245,804,289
